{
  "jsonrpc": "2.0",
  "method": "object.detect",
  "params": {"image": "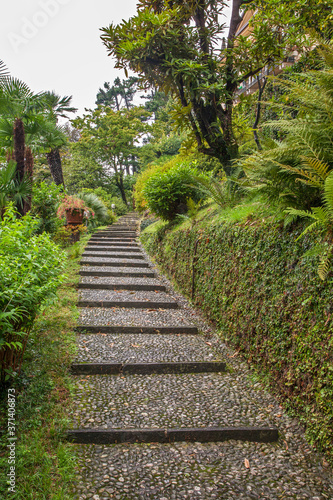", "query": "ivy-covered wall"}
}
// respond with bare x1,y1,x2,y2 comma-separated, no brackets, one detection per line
141,220,333,459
